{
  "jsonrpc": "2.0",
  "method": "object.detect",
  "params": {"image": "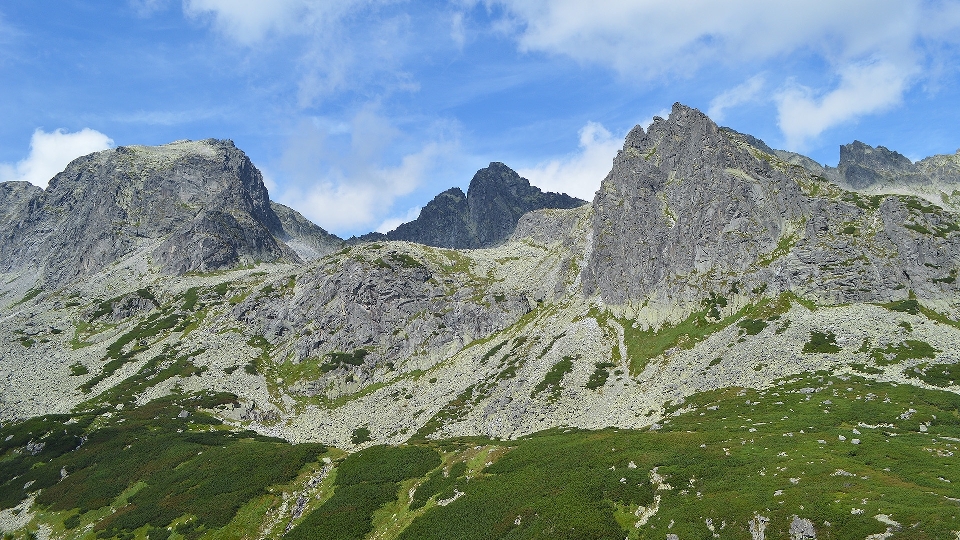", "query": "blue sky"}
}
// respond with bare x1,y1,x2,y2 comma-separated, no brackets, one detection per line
2,1,960,237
